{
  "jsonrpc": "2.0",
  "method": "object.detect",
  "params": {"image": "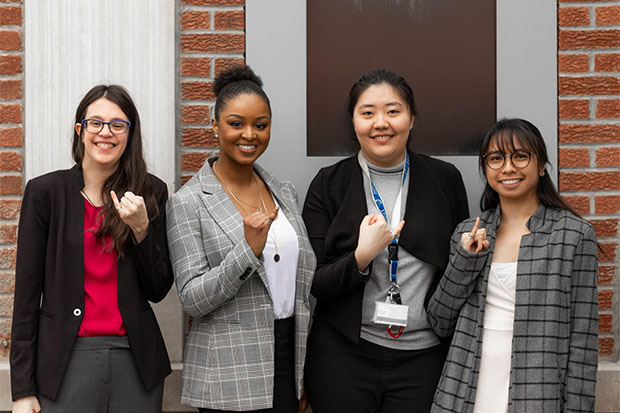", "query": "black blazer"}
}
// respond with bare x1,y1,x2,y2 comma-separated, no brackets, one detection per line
10,165,173,401
302,151,469,342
